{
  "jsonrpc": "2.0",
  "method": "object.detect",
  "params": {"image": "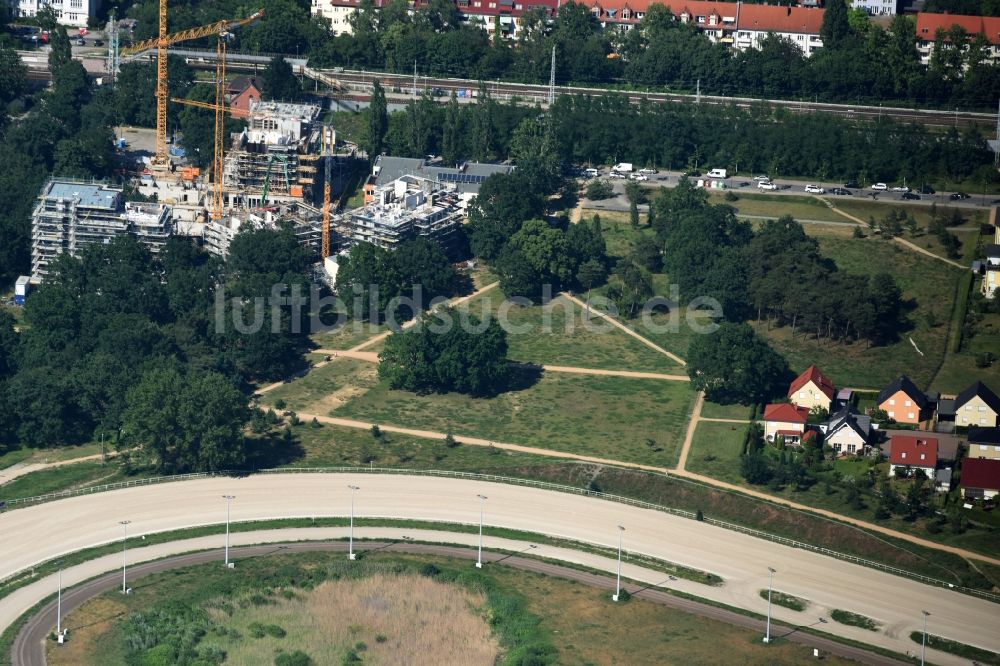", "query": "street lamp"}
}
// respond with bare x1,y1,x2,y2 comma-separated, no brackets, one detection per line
921,610,930,666
763,567,776,643
222,495,235,568
612,525,625,601
348,485,360,561
56,564,63,643
476,494,487,568
120,520,131,594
